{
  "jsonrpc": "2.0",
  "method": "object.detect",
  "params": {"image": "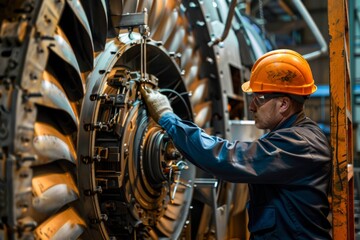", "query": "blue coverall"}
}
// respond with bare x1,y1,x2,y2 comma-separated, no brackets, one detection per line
159,111,332,239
